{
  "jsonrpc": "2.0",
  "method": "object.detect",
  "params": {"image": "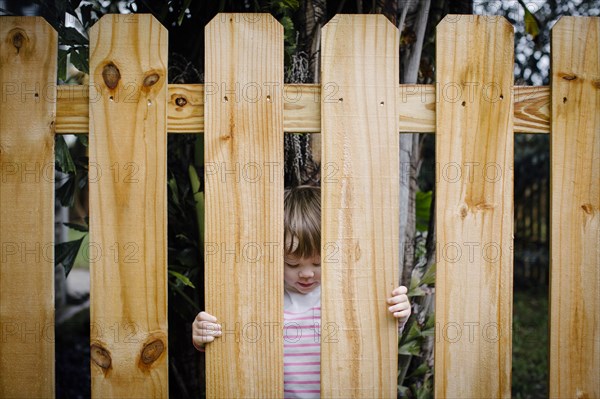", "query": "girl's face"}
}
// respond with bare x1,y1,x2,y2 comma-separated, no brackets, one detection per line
284,253,321,294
